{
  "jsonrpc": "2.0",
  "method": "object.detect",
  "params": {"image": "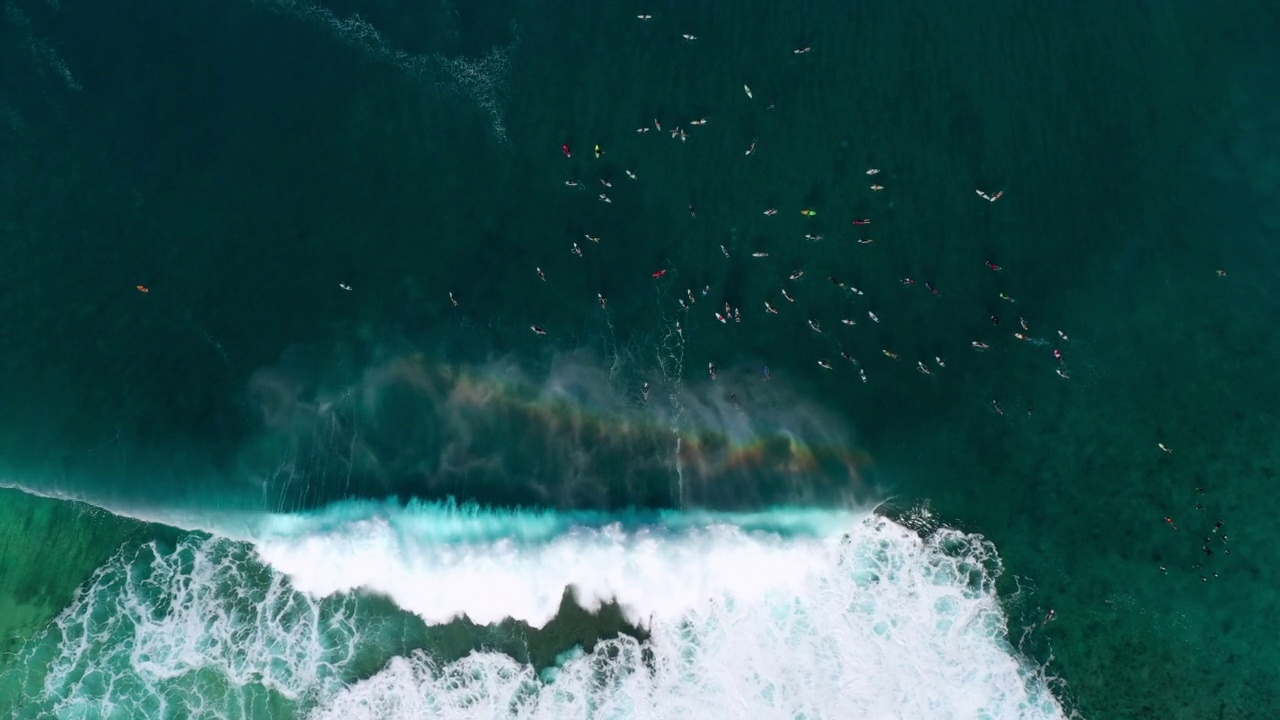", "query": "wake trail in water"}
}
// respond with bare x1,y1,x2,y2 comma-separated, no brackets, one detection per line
251,0,514,143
